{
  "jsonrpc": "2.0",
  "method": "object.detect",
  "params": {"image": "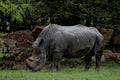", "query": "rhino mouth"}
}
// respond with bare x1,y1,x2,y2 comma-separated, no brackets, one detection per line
26,57,34,70
26,57,41,72
26,51,46,72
